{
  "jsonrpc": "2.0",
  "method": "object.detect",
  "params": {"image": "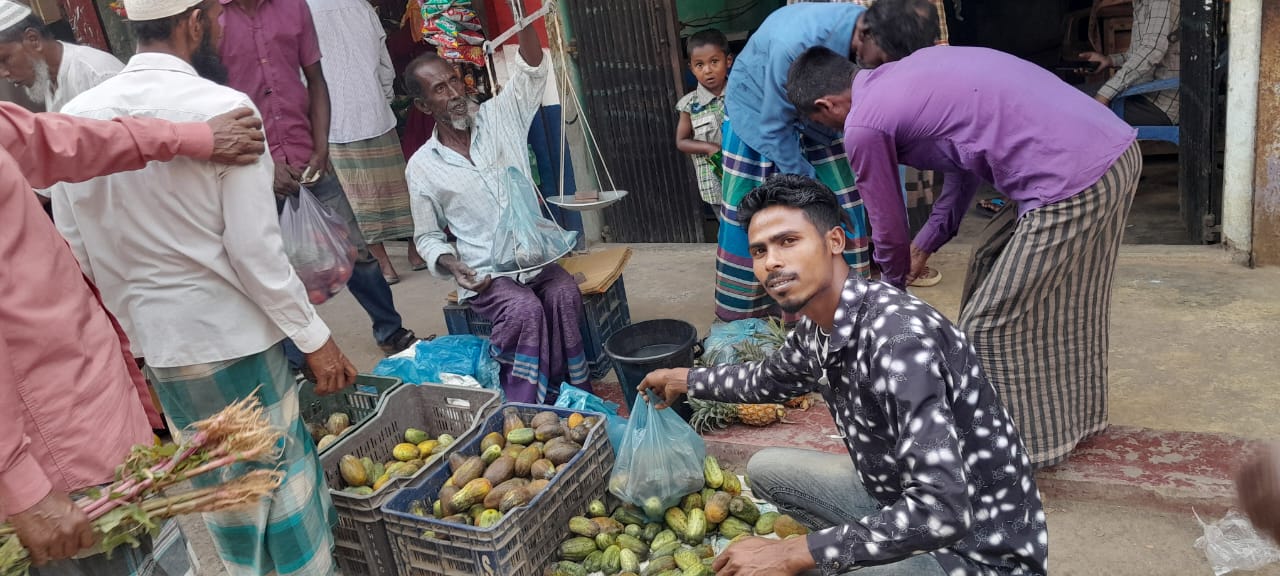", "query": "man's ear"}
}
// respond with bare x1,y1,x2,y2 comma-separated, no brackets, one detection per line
827,226,847,254
23,28,41,51
412,98,432,116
